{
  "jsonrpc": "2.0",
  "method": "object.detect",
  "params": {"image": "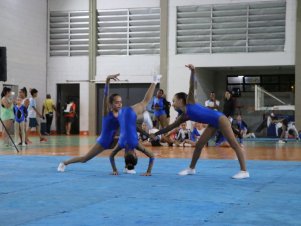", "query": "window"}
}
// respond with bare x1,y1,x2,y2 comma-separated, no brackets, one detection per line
227,74,294,92
97,8,160,55
49,11,89,56
176,1,286,54
49,7,160,57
